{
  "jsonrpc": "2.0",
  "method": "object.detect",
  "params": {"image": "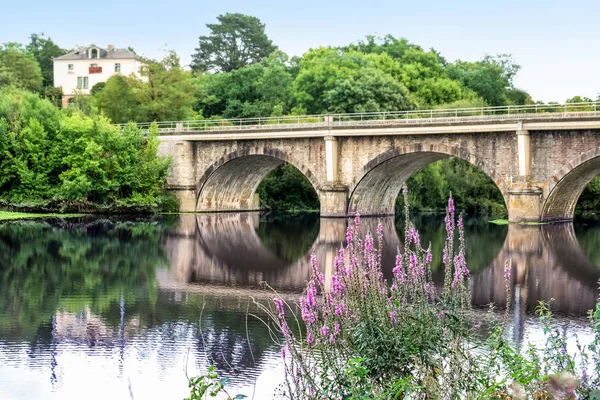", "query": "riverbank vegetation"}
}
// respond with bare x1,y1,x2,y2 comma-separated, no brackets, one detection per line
2,19,600,214
0,211,84,221
0,88,175,212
